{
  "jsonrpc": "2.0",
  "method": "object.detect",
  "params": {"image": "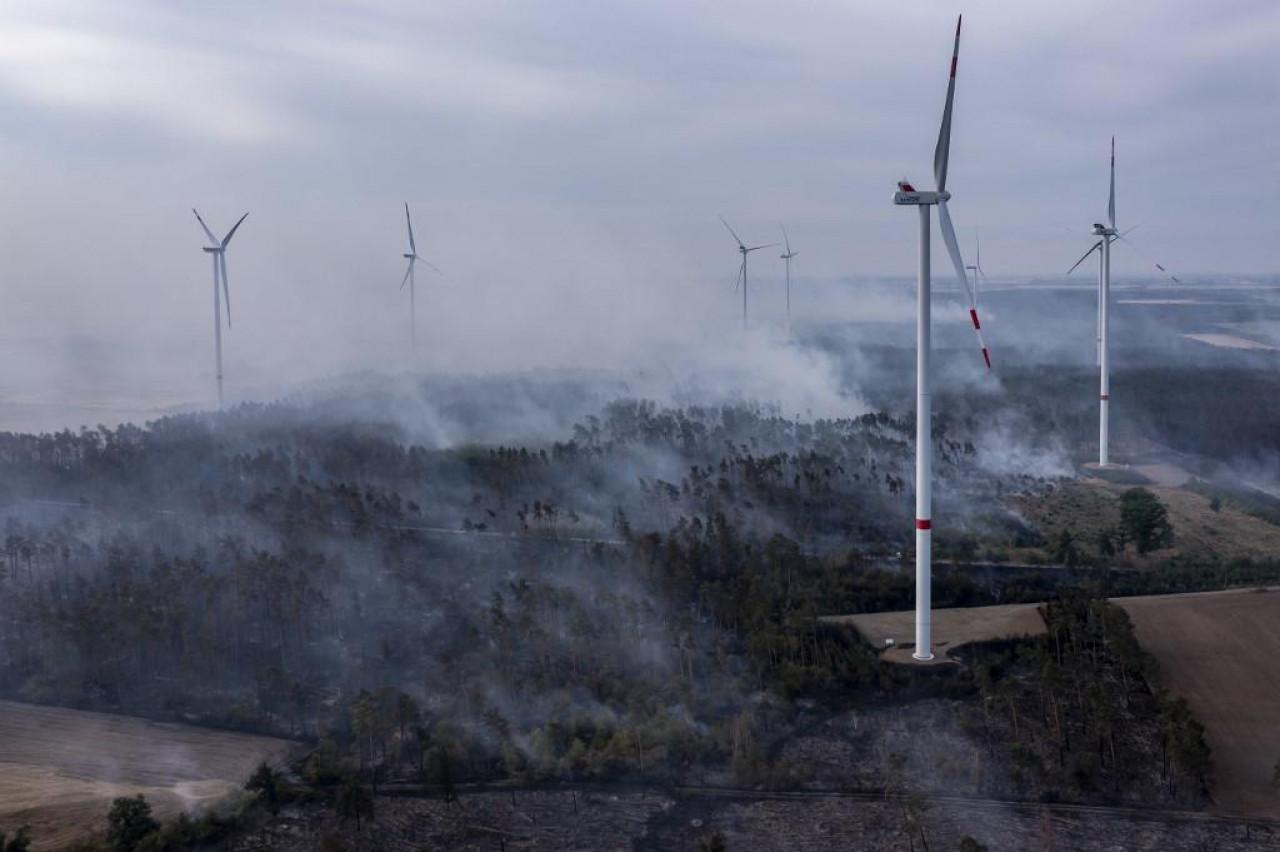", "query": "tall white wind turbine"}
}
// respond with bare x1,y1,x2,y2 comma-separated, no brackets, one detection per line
721,218,777,331
1065,138,1177,466
193,209,248,410
780,225,798,336
891,16,990,661
400,203,442,351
